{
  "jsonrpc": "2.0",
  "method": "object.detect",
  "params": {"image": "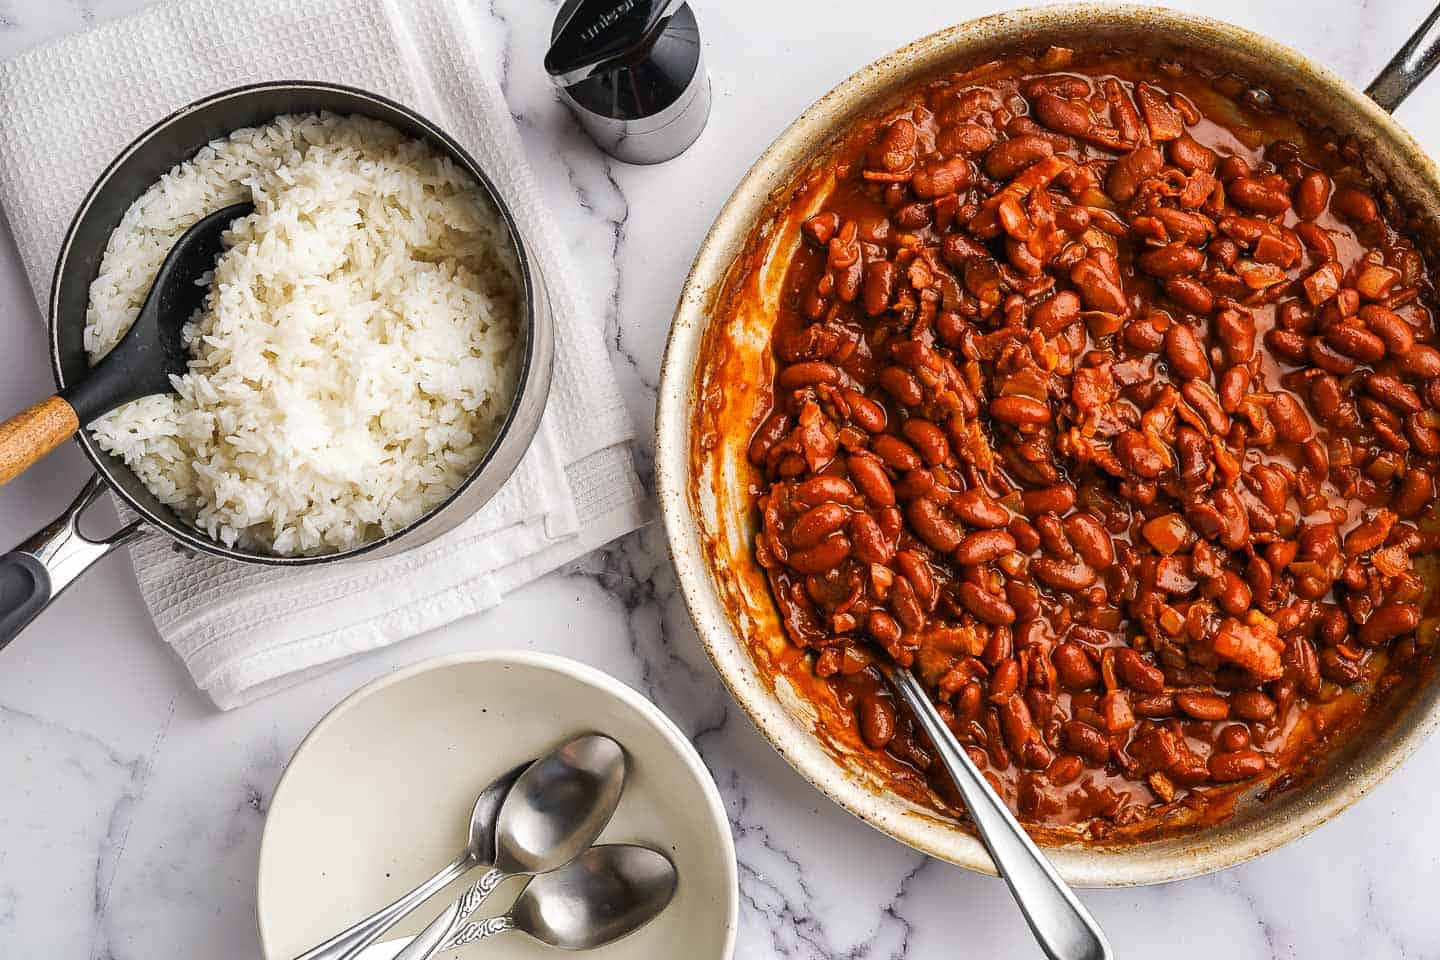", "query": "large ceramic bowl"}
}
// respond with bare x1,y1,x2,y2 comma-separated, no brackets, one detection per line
655,4,1440,886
